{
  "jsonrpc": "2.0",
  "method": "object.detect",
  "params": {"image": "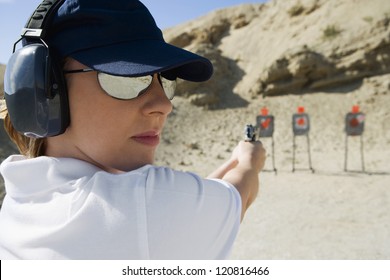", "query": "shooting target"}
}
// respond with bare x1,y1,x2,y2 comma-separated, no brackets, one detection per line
345,112,365,136
256,115,274,137
292,113,310,136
